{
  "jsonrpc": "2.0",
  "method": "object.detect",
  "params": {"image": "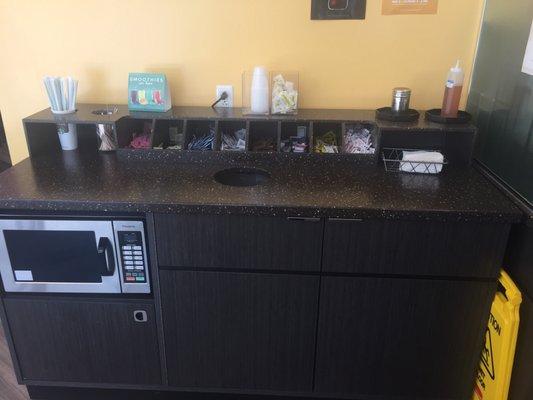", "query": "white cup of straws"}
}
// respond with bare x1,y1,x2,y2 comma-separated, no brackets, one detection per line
43,76,78,114
43,76,79,150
